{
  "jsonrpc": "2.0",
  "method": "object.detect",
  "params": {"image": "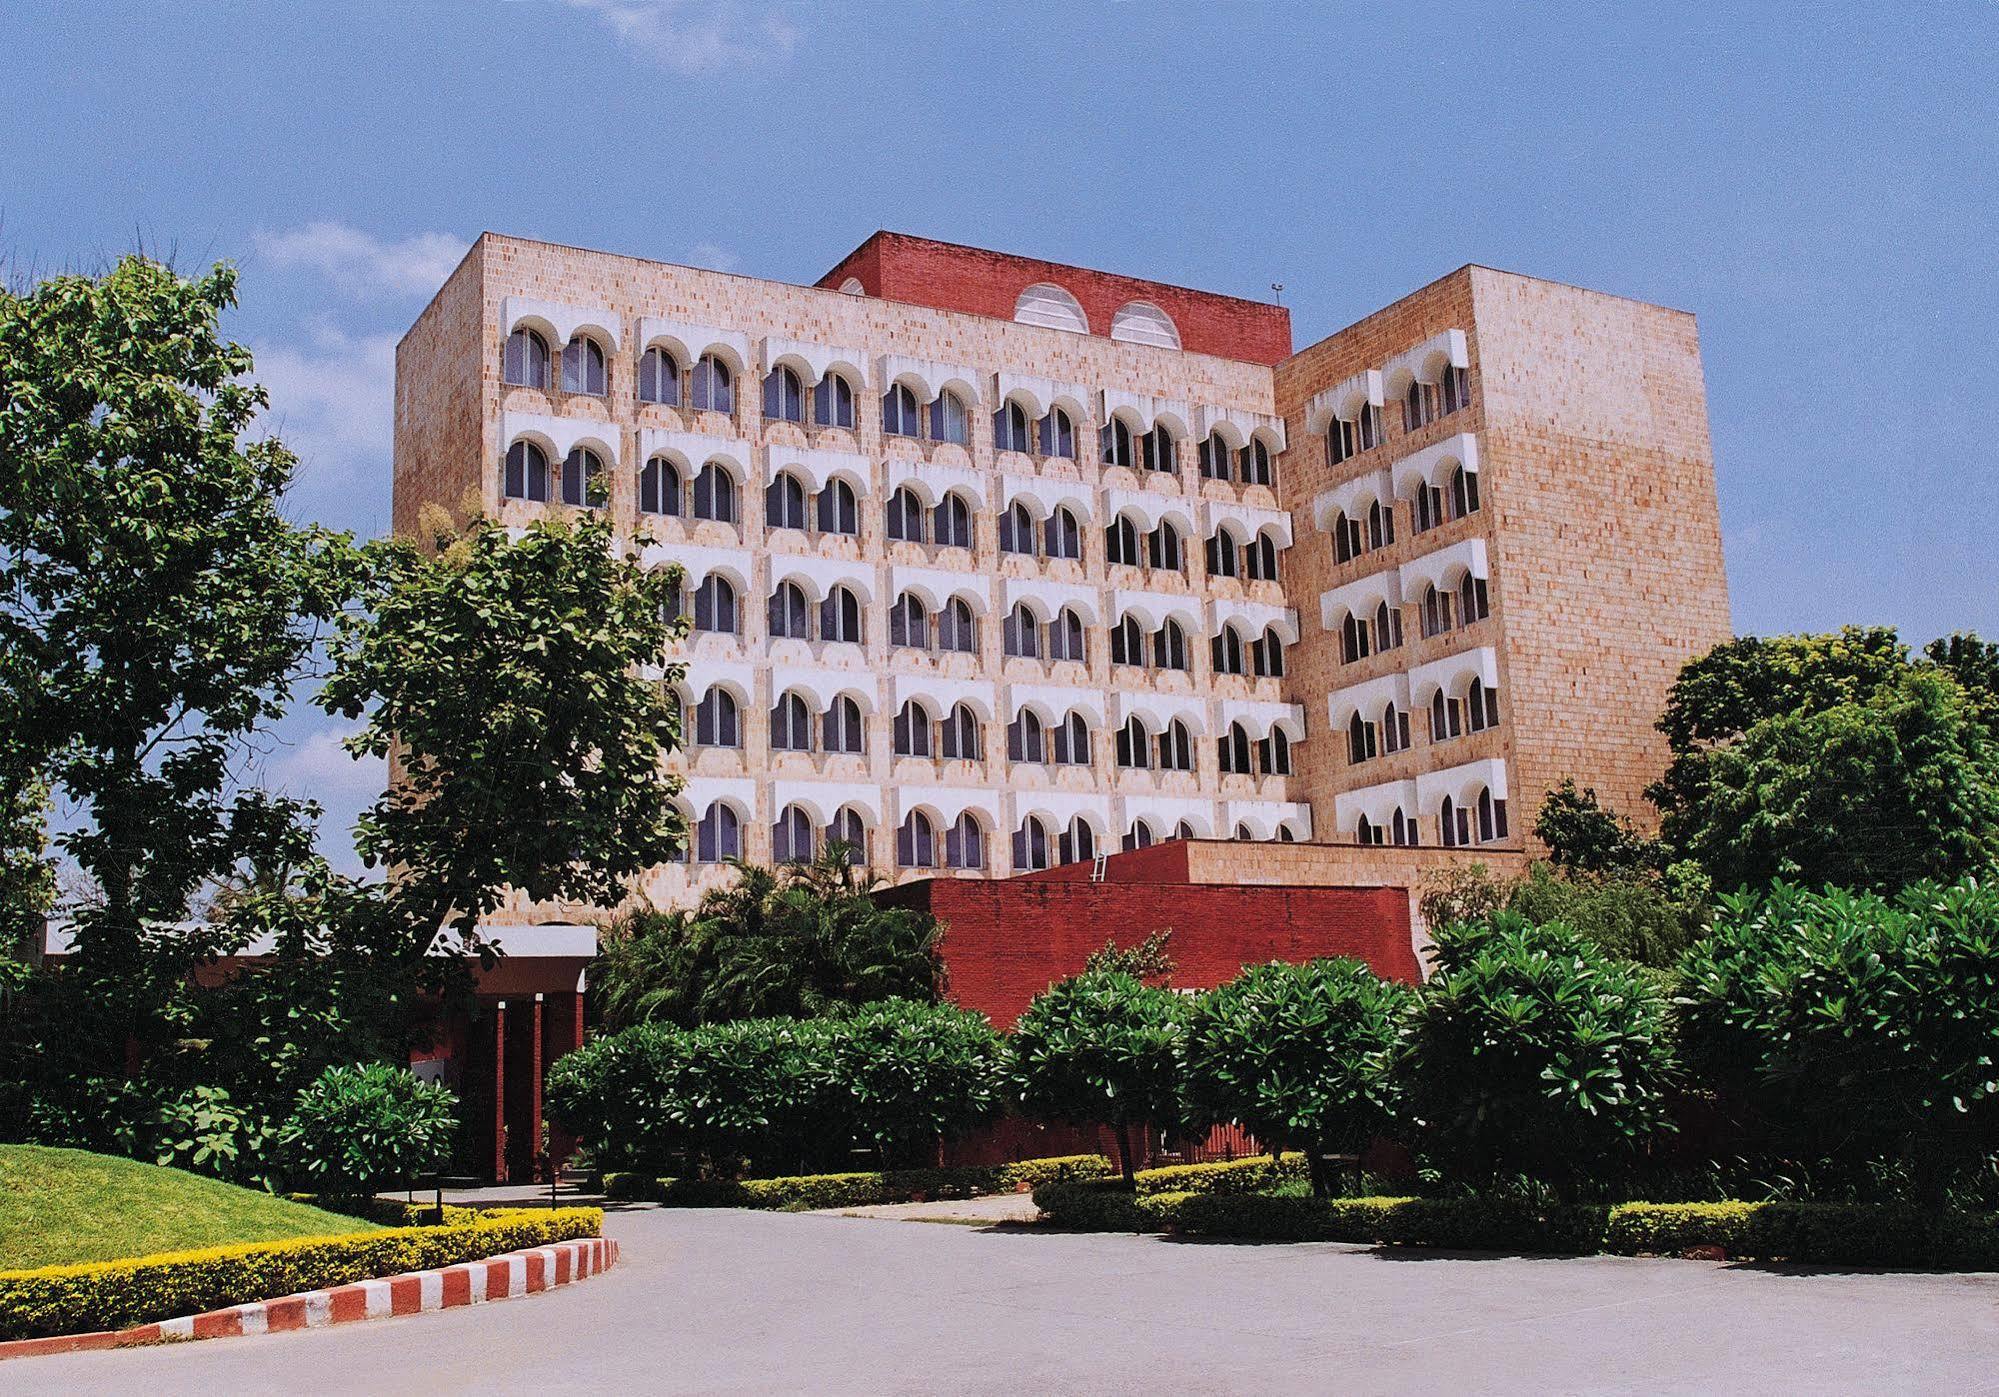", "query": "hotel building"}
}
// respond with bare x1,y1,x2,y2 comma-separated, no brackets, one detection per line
393,231,1731,913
